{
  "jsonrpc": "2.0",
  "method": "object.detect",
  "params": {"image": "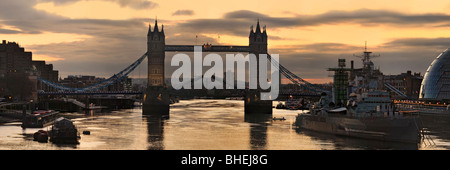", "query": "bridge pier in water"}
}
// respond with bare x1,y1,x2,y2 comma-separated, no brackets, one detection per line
142,87,170,115
244,90,273,115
